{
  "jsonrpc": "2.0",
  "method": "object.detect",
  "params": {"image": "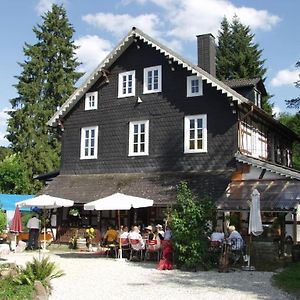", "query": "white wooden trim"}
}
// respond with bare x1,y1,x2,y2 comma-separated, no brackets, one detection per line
184,114,207,153
118,70,136,98
186,75,203,97
128,120,149,156
80,126,98,159
143,65,162,94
